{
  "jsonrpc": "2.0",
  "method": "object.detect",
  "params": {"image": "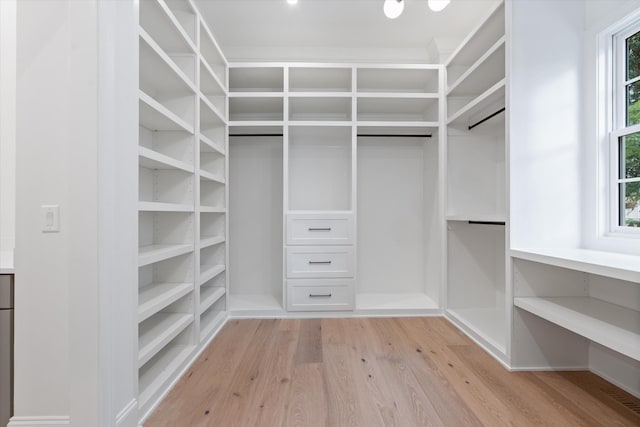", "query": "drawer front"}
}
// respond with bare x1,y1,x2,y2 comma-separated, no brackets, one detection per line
287,213,353,245
287,279,354,311
286,246,354,278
